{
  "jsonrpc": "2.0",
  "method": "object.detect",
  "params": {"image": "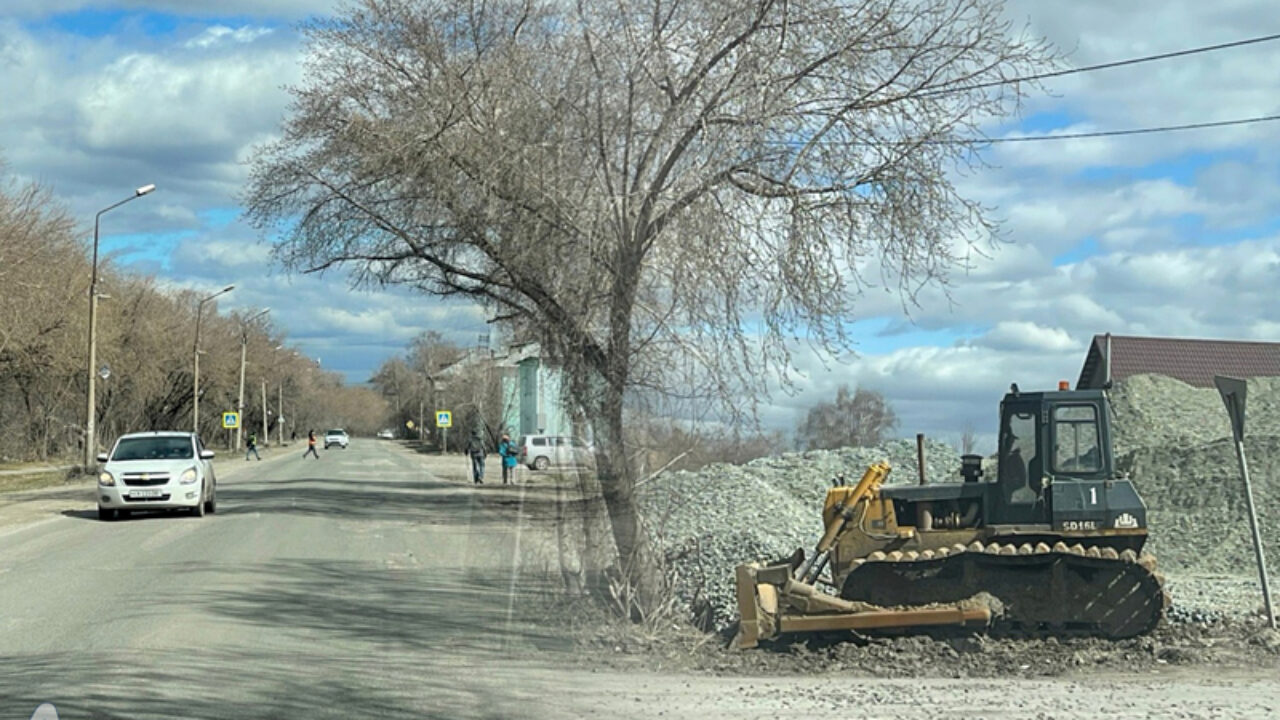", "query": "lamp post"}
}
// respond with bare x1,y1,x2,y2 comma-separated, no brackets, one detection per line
192,285,235,435
234,309,270,451
84,184,156,472
278,381,285,447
